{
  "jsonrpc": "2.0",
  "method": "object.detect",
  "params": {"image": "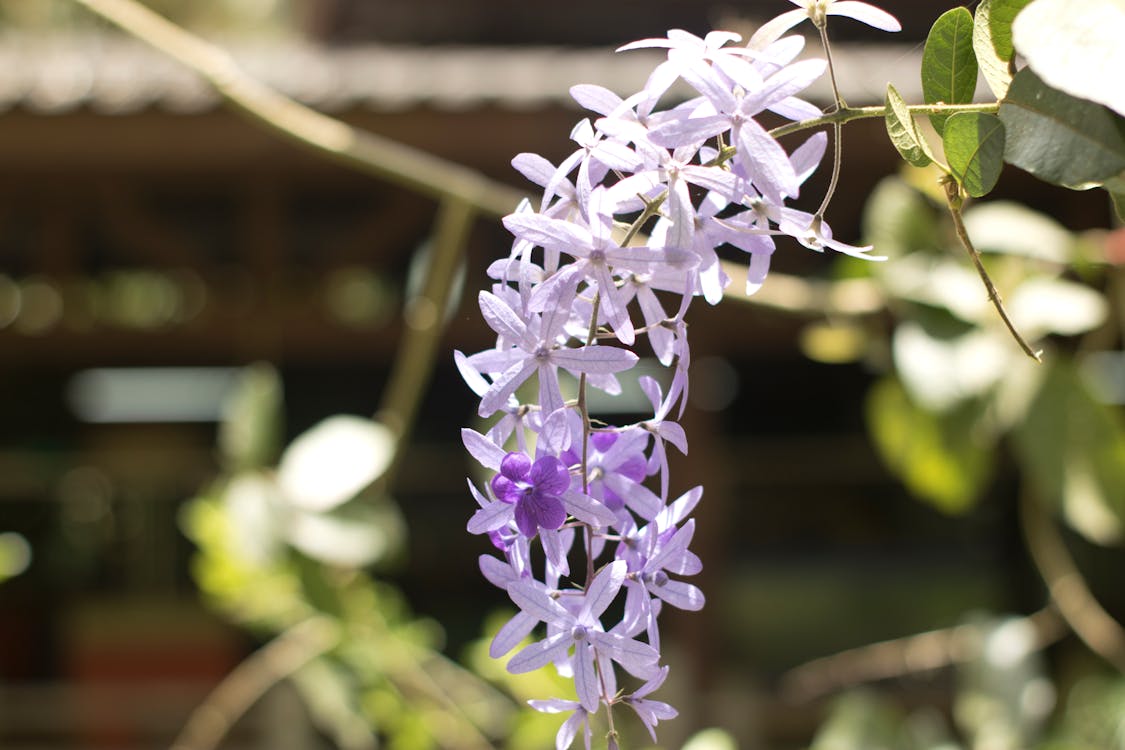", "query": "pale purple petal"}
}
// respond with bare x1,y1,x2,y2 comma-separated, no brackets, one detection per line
467,501,513,534
570,84,623,115
491,610,539,658
591,631,660,678
747,8,807,49
552,345,639,375
582,560,627,621
563,490,618,528
508,578,571,625
478,291,531,347
828,1,902,31
508,631,574,674
462,428,506,470
652,579,705,610
504,213,593,255
478,359,538,417
573,641,600,713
